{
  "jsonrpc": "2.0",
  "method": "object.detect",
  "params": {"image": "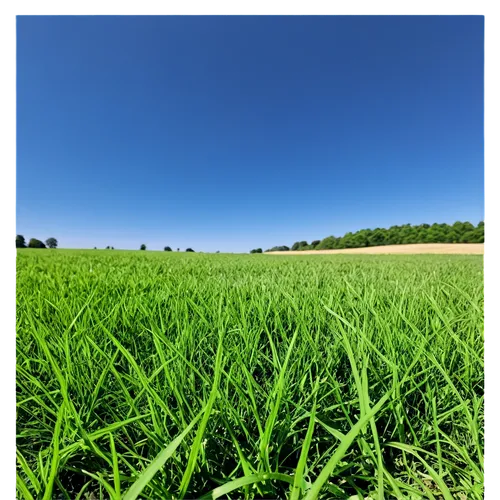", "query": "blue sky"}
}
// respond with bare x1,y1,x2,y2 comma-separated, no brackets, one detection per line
16,16,484,252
